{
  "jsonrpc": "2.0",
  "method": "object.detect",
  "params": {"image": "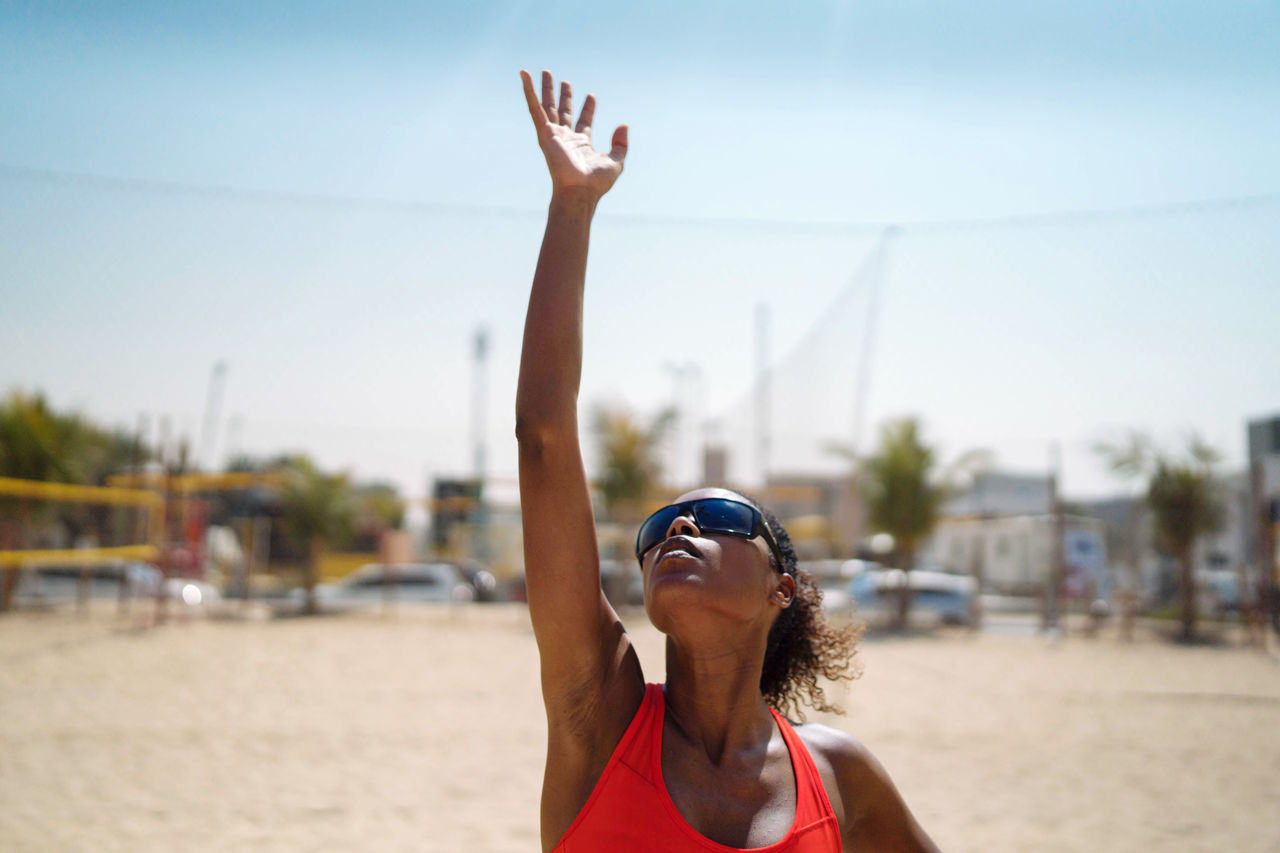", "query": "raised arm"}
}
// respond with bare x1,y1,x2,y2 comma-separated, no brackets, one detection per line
514,70,645,851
